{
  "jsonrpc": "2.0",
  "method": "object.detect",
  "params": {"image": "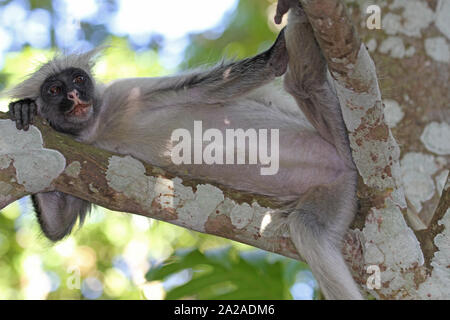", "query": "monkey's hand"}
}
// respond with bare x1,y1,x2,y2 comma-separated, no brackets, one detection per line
274,0,303,24
8,99,37,131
